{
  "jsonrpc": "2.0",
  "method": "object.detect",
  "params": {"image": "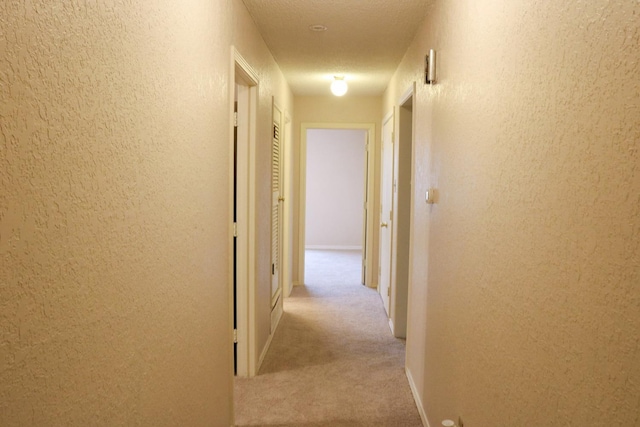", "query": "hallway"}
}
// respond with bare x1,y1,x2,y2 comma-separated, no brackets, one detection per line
234,250,422,426
3,1,638,425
